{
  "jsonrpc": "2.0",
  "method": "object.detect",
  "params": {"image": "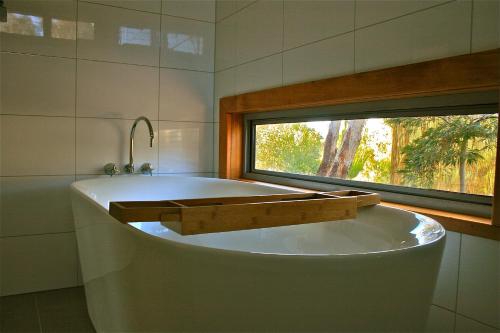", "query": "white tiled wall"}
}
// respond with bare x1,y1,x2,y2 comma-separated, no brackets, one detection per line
214,1,500,332
0,0,215,296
